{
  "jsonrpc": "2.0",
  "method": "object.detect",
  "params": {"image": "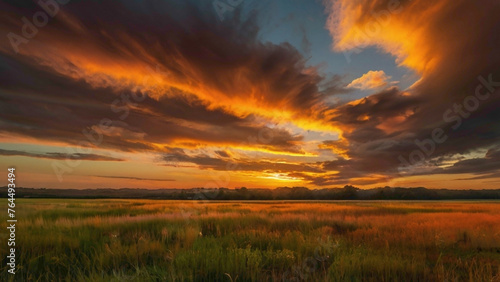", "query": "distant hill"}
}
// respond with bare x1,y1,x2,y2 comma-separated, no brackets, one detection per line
2,185,500,200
